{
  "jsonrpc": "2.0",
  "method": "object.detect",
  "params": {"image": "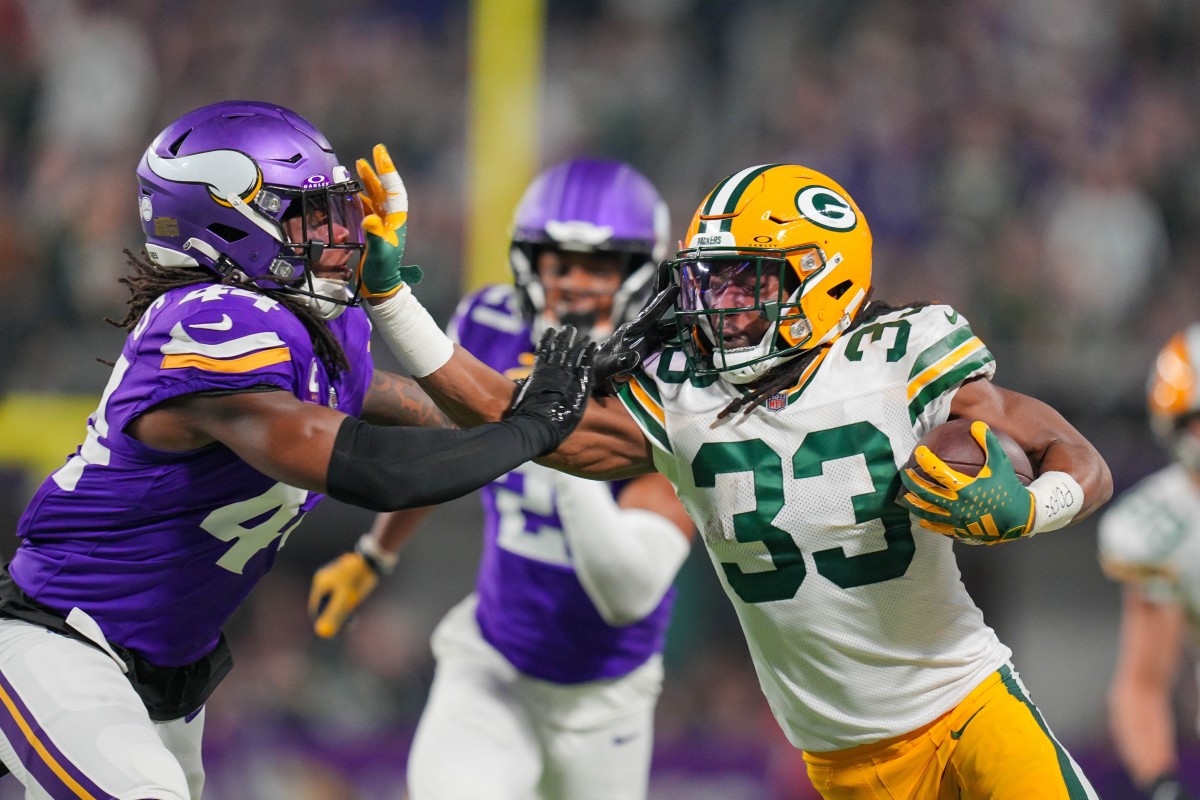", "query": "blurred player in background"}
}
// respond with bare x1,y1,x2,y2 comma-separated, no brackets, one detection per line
310,158,694,800
0,102,593,800
1100,325,1200,800
355,159,1113,798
